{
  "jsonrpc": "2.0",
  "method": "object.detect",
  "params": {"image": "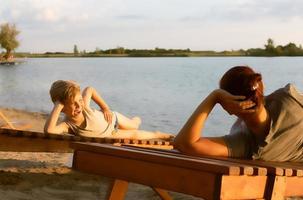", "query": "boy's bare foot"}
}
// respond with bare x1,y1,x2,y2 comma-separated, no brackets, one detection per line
155,131,175,140
132,117,142,129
